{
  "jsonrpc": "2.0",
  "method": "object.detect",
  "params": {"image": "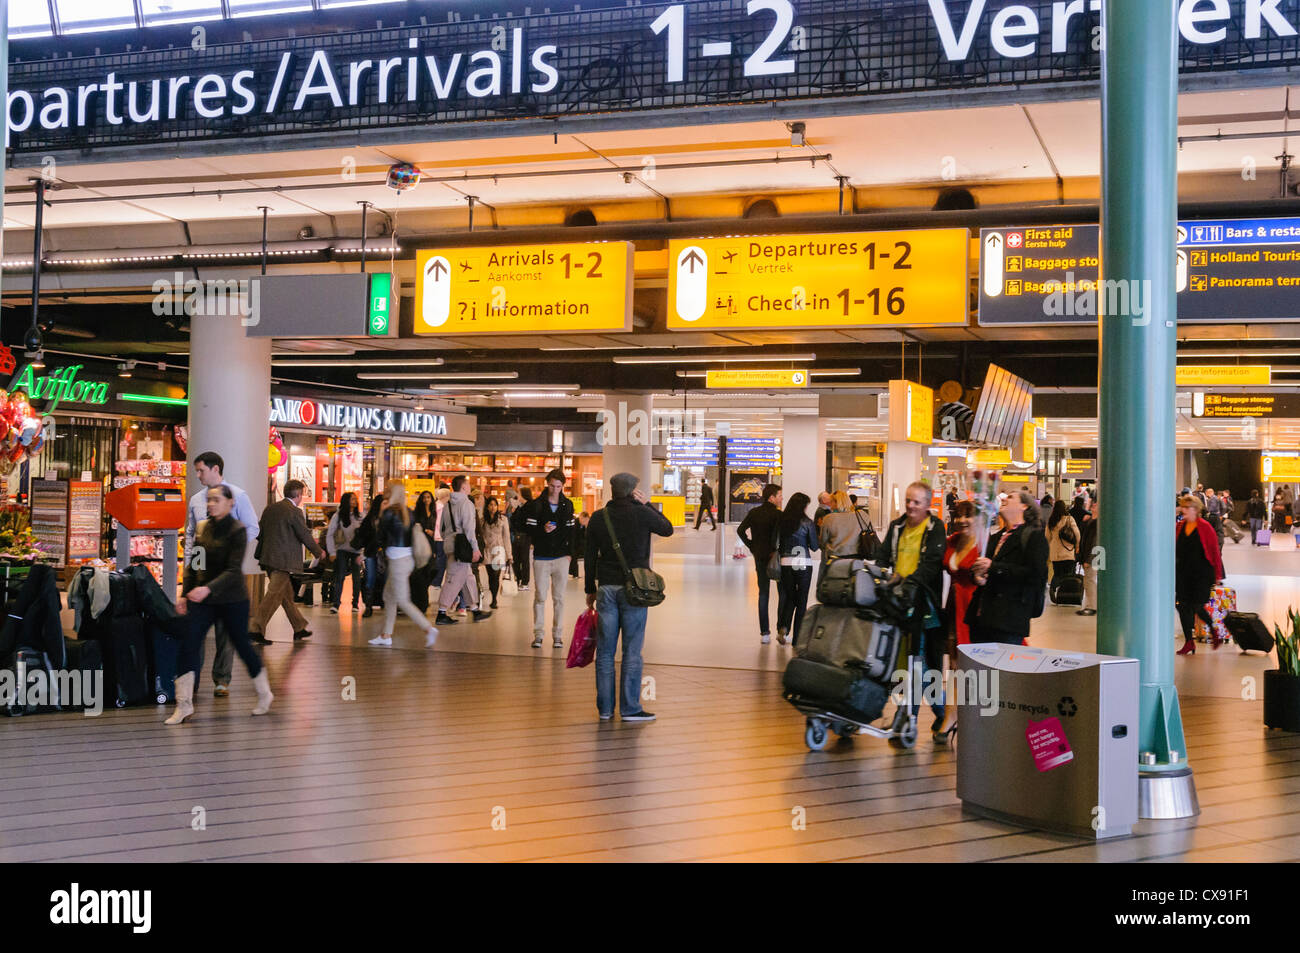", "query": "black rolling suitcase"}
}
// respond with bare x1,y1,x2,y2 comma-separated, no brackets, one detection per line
100,616,152,709
4,647,57,716
151,626,179,705
1052,574,1084,606
63,638,104,712
1226,611,1275,655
